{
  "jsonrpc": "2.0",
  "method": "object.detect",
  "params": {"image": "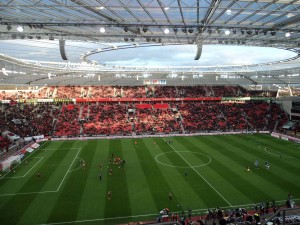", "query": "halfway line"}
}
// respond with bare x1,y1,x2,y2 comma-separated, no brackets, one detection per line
56,148,81,191
165,139,232,207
